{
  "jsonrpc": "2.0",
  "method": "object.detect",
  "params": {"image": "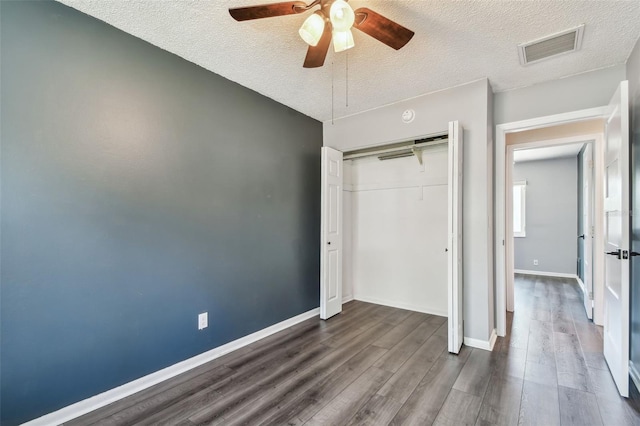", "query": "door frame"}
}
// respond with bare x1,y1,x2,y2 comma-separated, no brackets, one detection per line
495,107,608,336
322,122,464,352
